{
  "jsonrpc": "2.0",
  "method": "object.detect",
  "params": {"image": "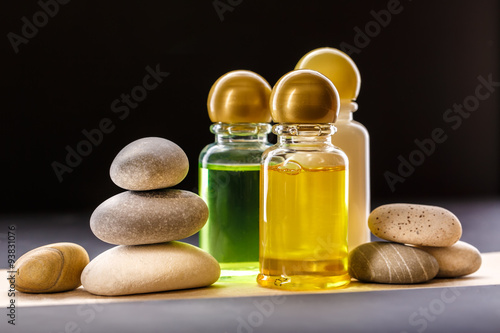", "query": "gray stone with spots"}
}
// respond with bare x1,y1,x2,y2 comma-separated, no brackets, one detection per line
368,203,462,247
